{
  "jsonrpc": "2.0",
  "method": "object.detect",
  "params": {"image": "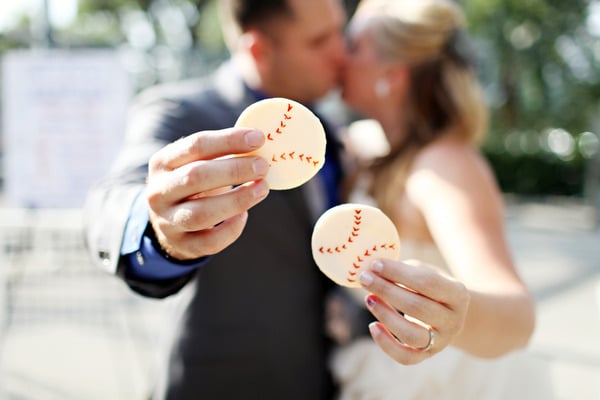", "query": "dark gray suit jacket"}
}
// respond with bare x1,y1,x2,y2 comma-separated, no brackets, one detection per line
84,62,342,399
